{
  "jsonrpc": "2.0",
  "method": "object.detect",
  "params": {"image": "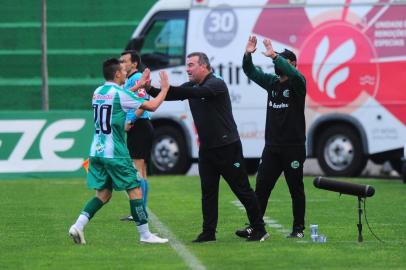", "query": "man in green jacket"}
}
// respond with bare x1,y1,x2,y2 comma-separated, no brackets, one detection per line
236,36,307,238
